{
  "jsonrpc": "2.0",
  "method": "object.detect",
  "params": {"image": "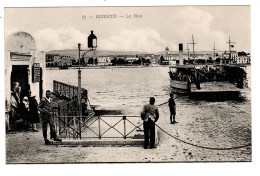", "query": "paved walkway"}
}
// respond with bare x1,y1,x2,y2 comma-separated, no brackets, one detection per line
6,97,251,163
